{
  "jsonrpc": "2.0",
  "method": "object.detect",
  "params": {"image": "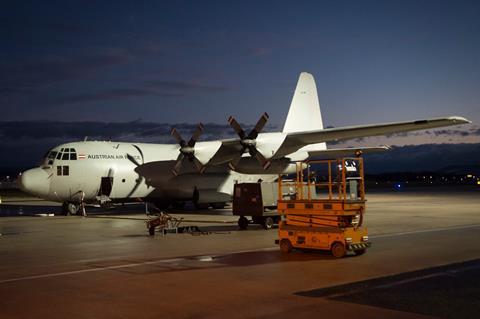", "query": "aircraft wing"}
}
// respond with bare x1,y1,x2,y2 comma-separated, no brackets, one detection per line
206,139,243,165
307,146,390,159
274,116,471,158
